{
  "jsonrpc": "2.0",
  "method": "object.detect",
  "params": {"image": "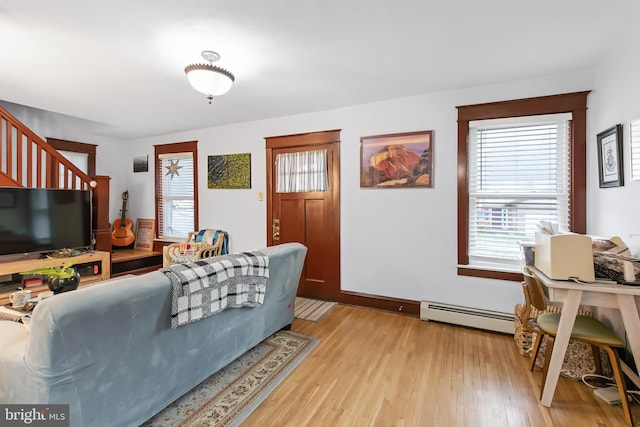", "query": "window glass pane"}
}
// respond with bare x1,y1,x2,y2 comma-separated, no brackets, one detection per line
159,155,194,238
276,149,328,193
468,117,570,268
